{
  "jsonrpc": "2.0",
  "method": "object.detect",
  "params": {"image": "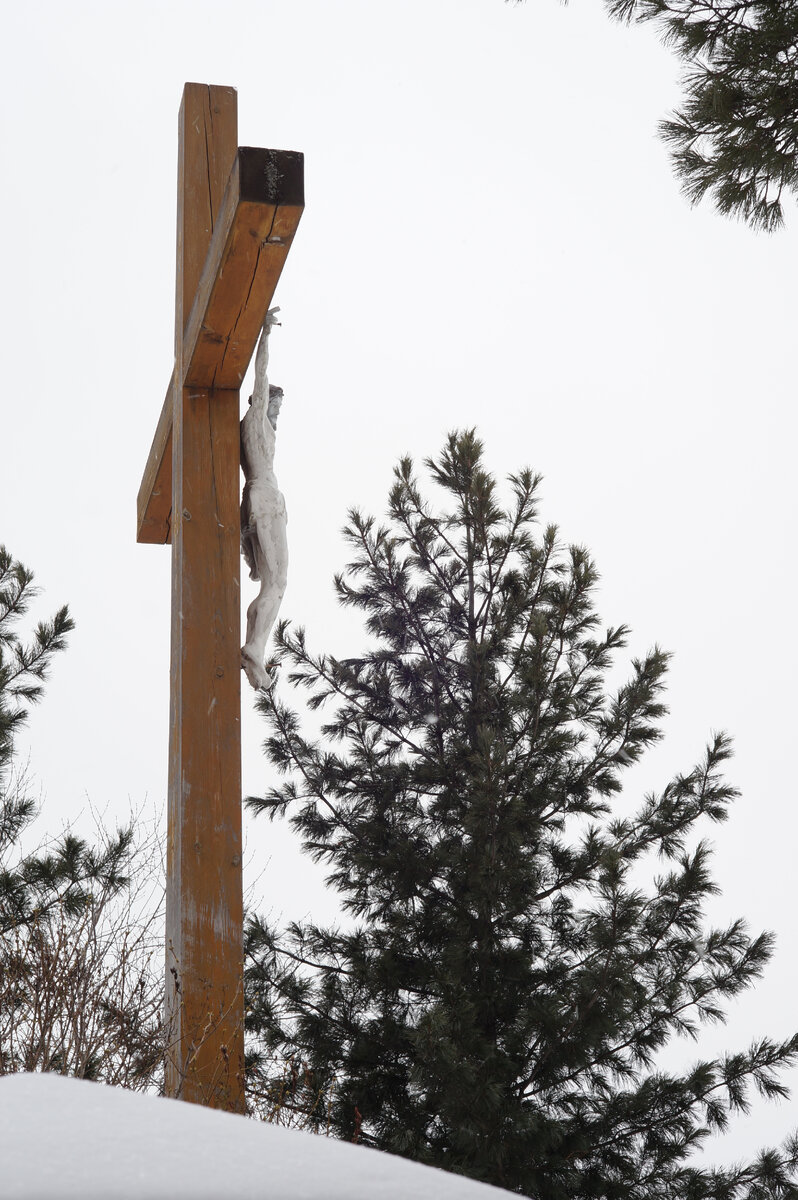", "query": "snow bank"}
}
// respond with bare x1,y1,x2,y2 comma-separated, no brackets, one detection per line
0,1073,512,1200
